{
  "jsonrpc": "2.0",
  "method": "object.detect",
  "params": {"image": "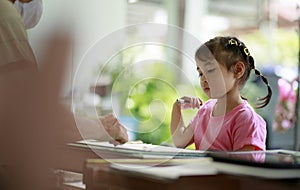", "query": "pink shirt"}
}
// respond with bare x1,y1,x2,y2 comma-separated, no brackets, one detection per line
189,99,266,151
